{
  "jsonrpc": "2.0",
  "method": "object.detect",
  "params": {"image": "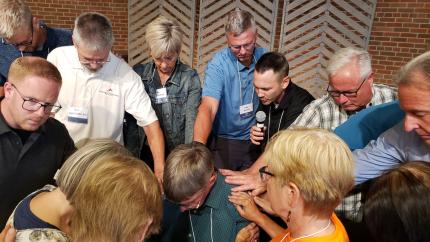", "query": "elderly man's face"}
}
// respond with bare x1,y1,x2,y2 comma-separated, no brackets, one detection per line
76,44,111,73
3,24,33,52
328,62,373,111
399,70,430,145
226,28,256,66
3,77,60,131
